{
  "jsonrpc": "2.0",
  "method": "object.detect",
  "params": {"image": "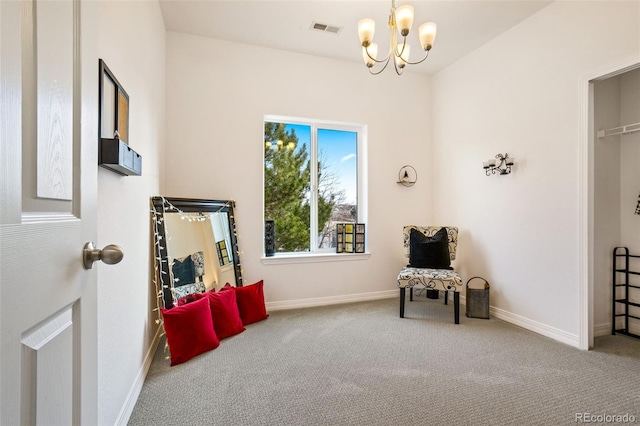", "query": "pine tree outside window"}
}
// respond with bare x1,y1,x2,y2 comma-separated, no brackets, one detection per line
264,116,365,256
